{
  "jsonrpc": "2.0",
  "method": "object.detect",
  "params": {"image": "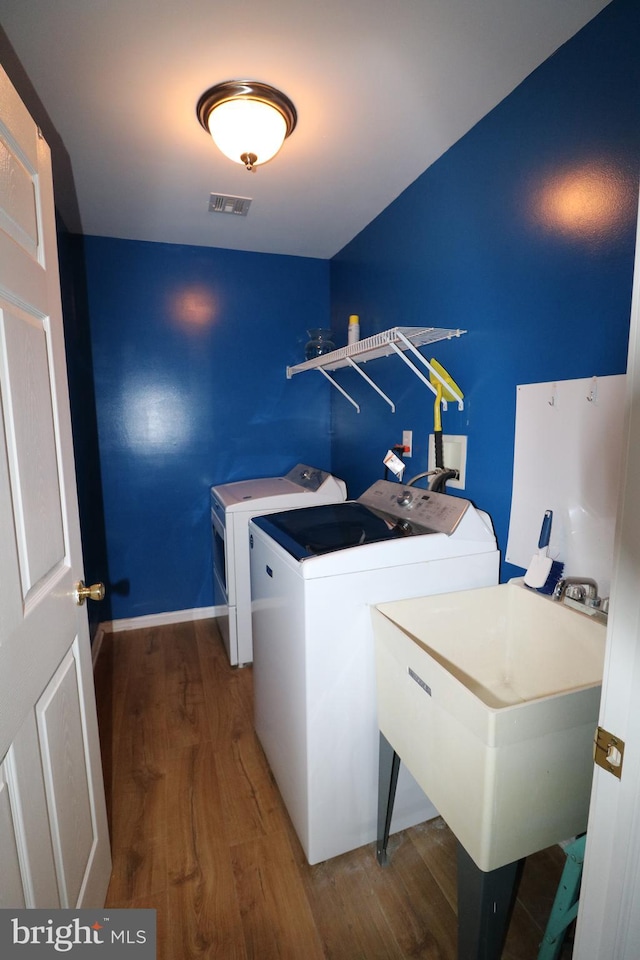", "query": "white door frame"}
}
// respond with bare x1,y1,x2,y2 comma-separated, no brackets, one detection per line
574,187,640,956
